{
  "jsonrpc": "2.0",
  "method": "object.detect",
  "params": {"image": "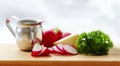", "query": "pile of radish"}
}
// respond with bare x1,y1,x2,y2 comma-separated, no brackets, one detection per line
31,28,77,57
31,43,78,57
42,28,71,47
